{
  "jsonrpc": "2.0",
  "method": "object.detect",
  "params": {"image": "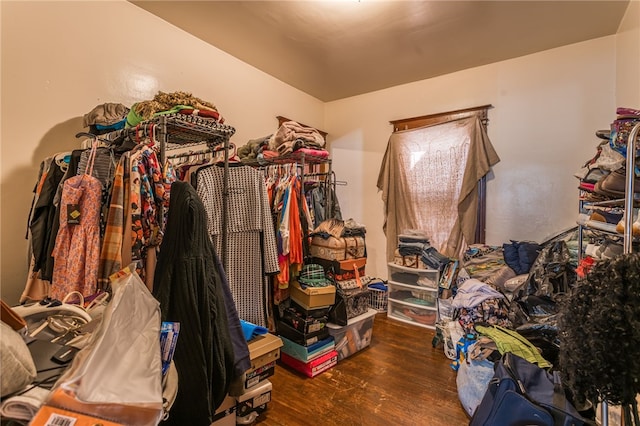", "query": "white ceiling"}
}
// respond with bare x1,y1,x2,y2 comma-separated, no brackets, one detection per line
131,1,630,102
